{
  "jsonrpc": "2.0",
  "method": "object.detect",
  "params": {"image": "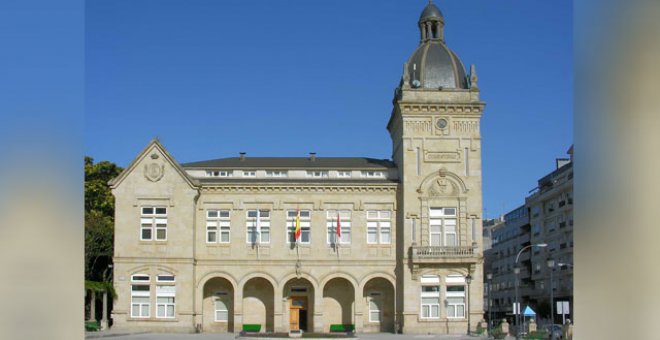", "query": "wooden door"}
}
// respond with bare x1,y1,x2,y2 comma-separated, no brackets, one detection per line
289,307,299,331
